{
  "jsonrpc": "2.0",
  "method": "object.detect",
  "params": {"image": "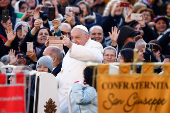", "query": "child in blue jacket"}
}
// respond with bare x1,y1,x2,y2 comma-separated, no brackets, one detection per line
71,67,98,113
